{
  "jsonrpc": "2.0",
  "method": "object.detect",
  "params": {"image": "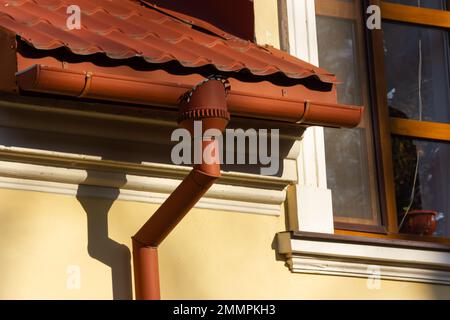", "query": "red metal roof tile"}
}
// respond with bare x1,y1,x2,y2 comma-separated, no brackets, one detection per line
0,0,337,83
